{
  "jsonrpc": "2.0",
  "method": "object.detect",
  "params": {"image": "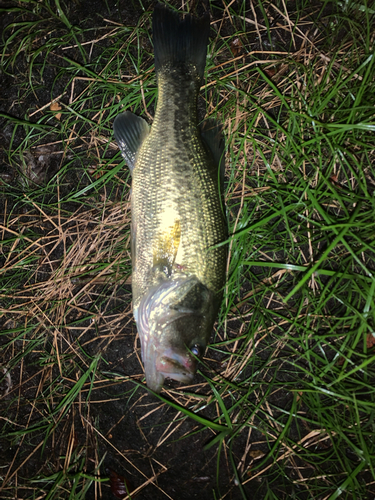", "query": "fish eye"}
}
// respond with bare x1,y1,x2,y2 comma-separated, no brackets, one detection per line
190,344,201,357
